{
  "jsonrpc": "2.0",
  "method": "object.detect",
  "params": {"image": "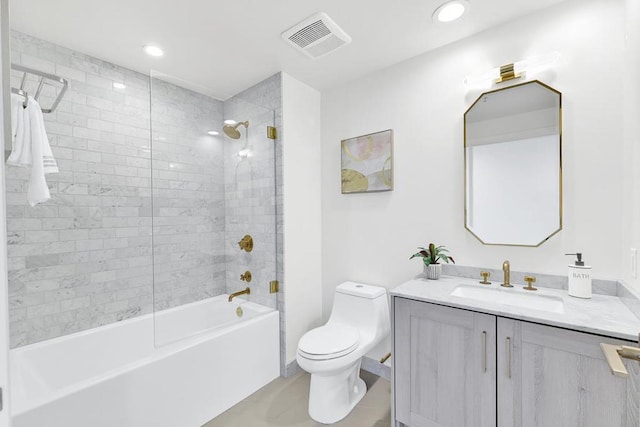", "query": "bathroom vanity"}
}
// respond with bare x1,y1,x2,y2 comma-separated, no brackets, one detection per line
390,276,640,427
